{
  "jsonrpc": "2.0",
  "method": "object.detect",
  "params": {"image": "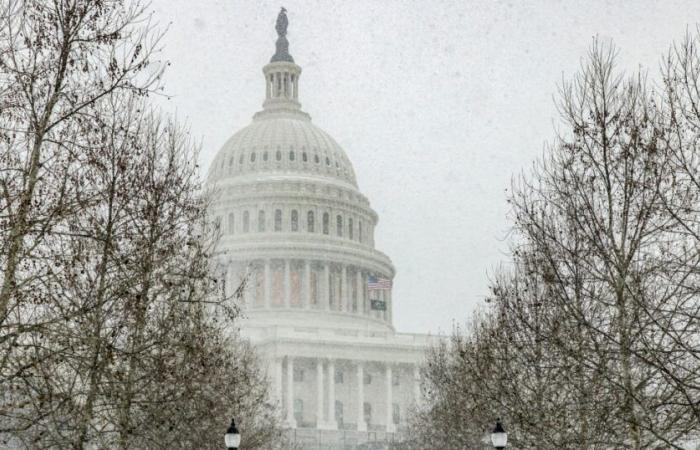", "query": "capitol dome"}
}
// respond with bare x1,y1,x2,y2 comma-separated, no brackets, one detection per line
207,11,432,445
207,8,395,333
207,113,358,188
